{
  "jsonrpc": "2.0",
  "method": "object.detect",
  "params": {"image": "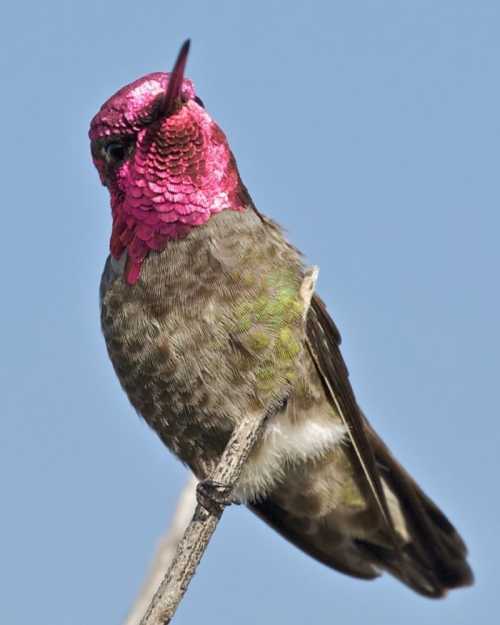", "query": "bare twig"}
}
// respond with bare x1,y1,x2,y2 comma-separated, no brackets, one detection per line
138,406,276,625
123,475,198,625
